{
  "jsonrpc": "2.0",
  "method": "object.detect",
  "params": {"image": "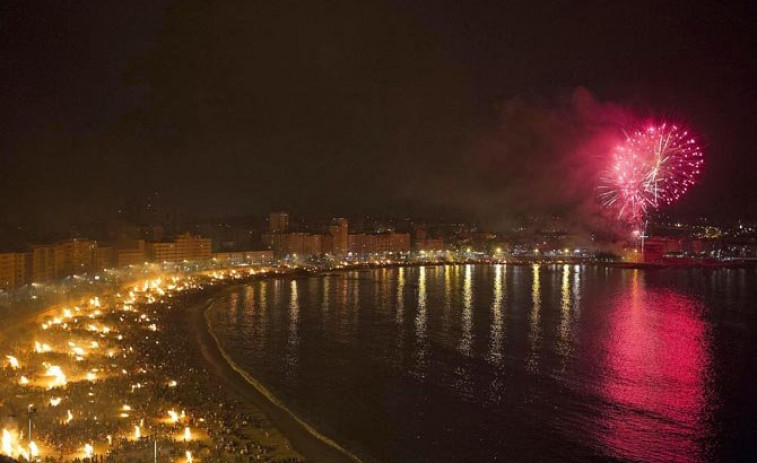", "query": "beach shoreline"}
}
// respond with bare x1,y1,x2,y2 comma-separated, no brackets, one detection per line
183,283,361,463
